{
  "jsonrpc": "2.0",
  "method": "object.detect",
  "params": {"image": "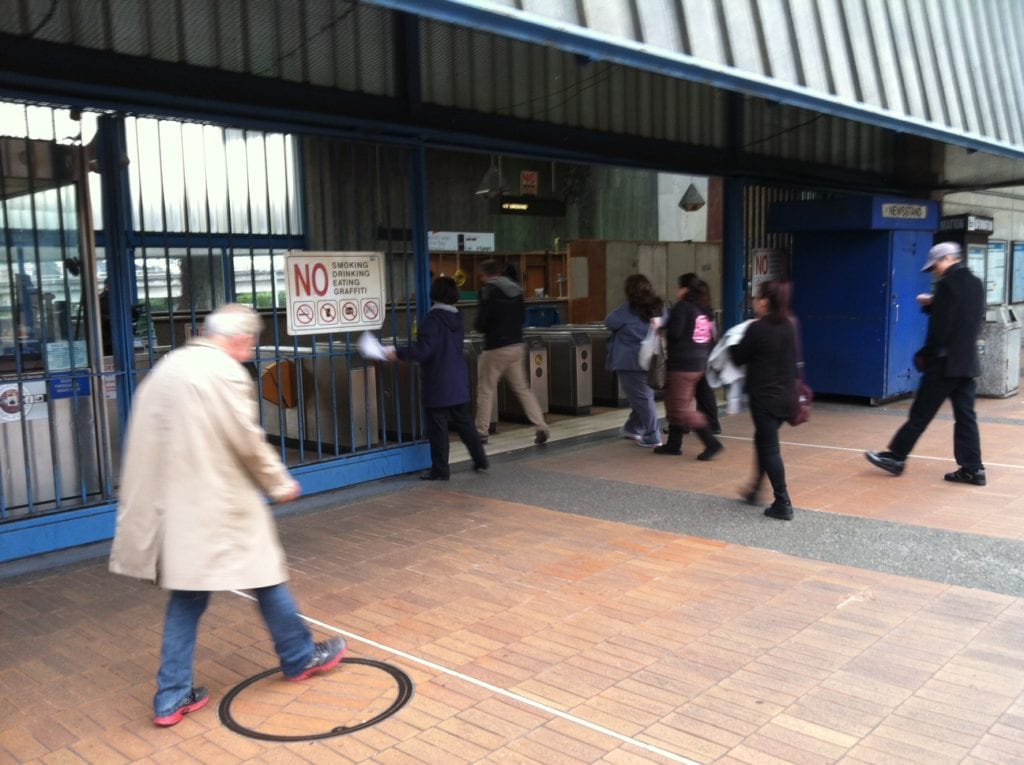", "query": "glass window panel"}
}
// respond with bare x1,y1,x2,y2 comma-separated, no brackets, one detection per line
232,250,287,308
